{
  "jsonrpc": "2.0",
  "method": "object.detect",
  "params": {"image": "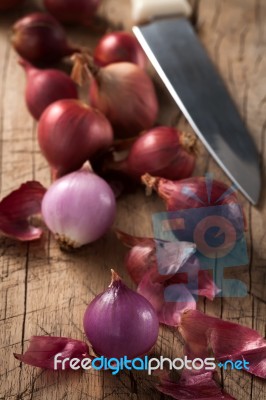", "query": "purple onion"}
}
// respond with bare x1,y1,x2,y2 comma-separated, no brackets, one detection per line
41,170,116,248
83,270,159,359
